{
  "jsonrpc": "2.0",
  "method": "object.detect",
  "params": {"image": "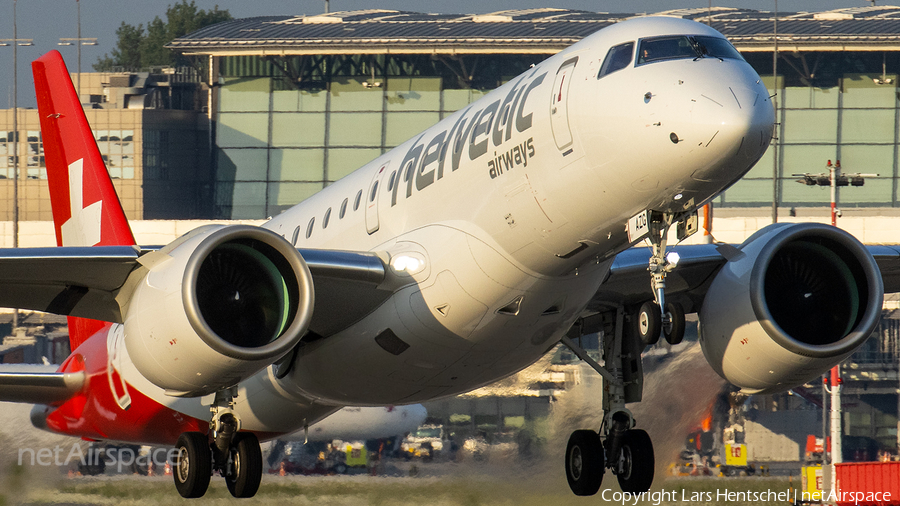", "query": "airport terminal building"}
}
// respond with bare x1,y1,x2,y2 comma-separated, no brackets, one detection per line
6,6,900,221
164,6,900,220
